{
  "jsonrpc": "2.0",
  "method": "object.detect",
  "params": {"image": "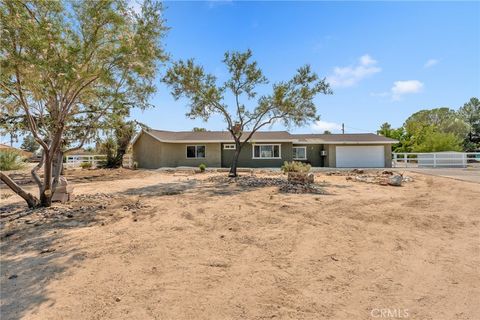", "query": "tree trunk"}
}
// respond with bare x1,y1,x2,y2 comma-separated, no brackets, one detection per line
0,172,39,208
40,153,53,207
113,147,127,168
228,144,242,177
52,149,64,191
